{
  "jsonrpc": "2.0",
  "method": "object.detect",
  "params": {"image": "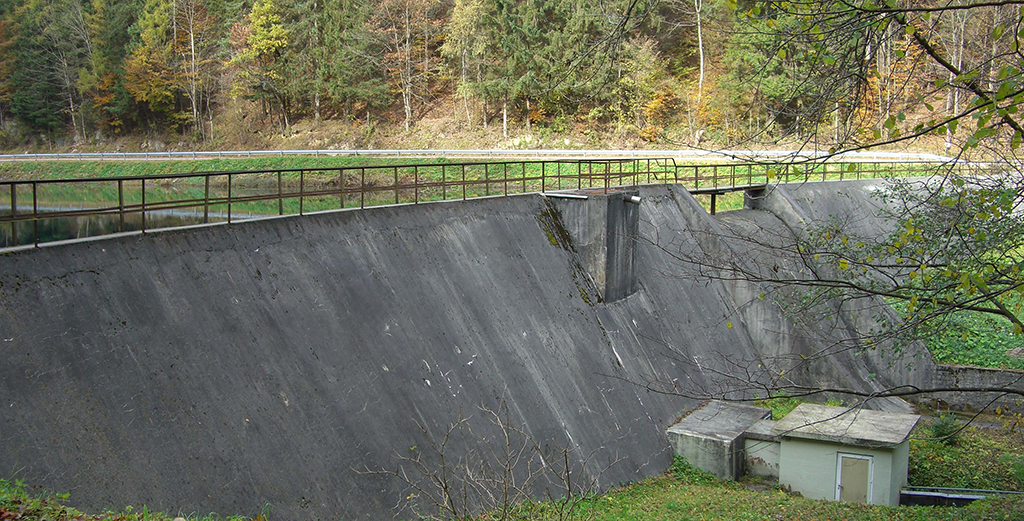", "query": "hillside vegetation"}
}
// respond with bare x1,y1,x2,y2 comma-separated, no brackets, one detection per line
0,0,1007,155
